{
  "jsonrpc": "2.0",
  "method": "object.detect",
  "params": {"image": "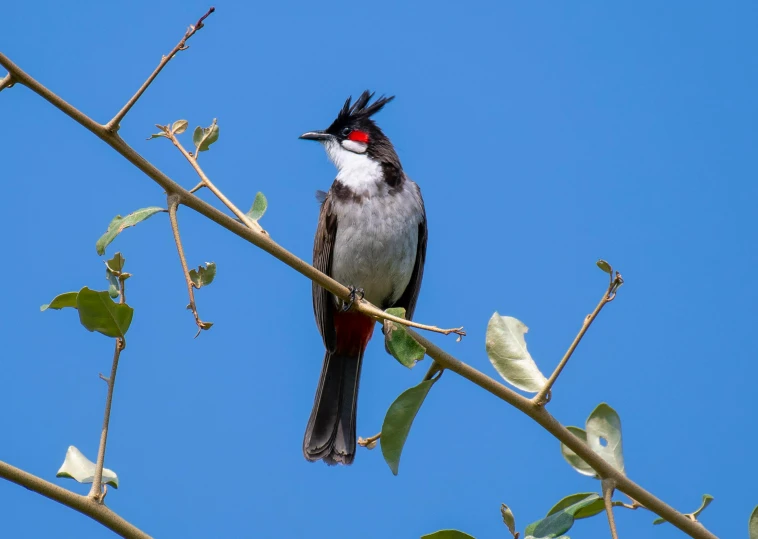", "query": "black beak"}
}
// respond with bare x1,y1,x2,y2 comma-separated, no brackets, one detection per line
299,130,331,141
